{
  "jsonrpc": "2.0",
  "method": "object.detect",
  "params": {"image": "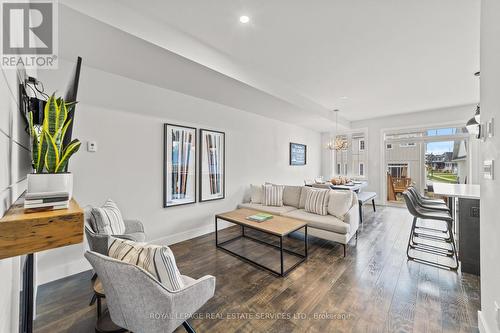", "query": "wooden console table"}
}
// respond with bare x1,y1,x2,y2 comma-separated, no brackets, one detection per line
0,196,84,333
